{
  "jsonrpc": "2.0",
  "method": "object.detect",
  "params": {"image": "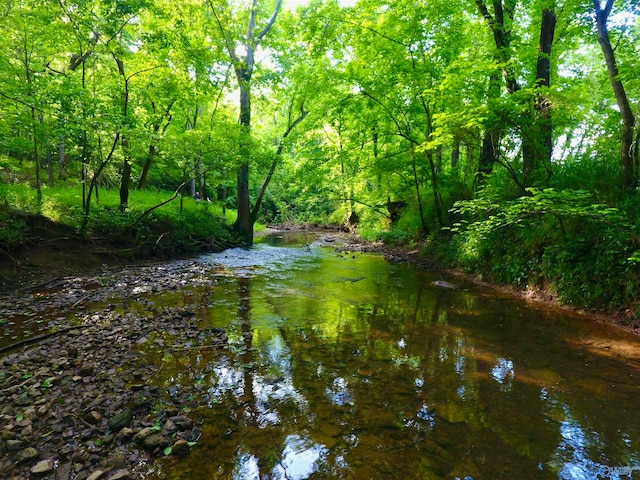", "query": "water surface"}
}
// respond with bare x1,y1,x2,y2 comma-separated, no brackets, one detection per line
133,234,640,479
